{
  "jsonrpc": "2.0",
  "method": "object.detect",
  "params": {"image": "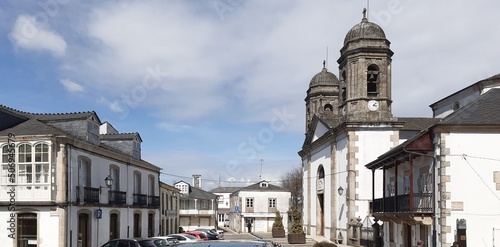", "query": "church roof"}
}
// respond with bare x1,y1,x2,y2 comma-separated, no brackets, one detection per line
309,66,339,88
439,88,500,126
344,17,386,45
